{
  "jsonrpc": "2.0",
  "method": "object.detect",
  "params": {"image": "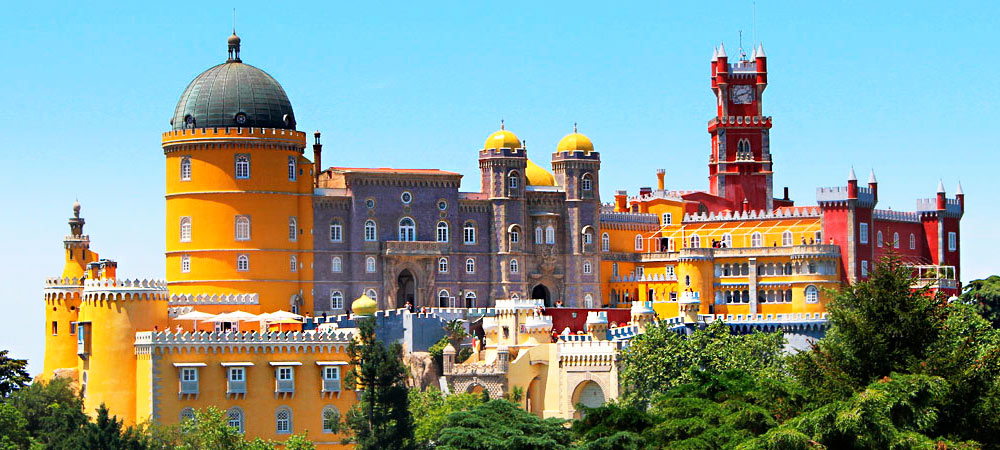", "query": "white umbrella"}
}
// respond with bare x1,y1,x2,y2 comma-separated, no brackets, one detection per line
207,310,259,331
264,310,303,321
174,310,216,330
